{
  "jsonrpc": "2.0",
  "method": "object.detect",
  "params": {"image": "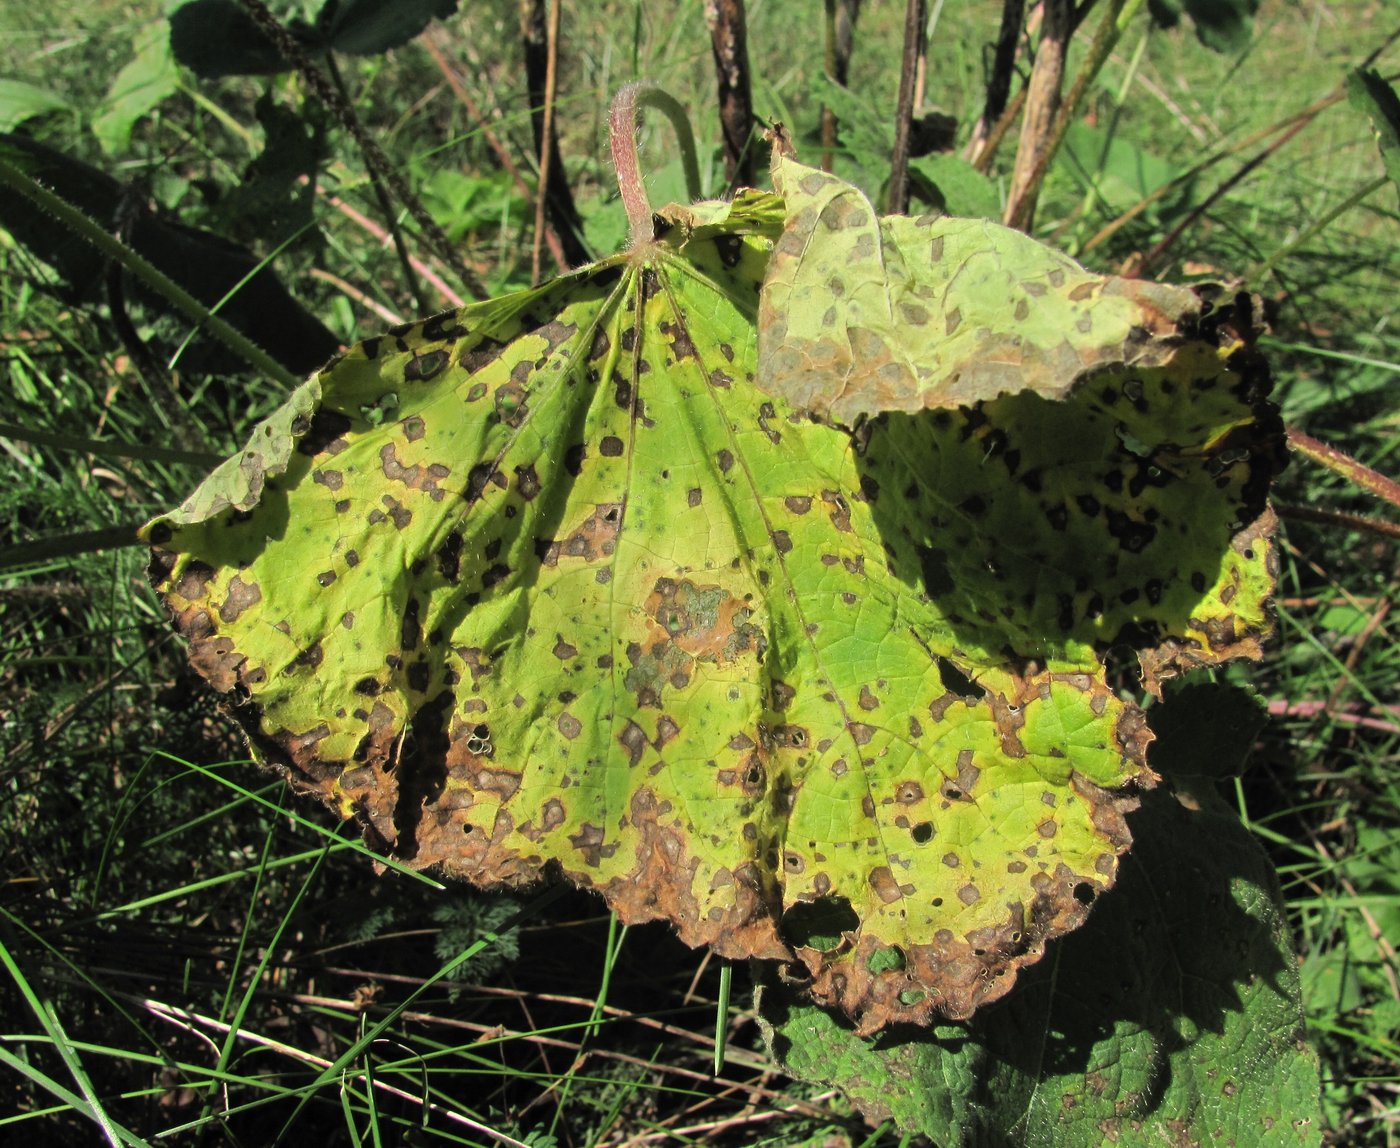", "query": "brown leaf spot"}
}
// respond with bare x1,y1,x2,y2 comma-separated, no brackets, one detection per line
219,576,261,623
619,720,648,766
570,822,607,867
553,635,578,660
558,713,582,739
846,722,876,746
868,867,903,904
